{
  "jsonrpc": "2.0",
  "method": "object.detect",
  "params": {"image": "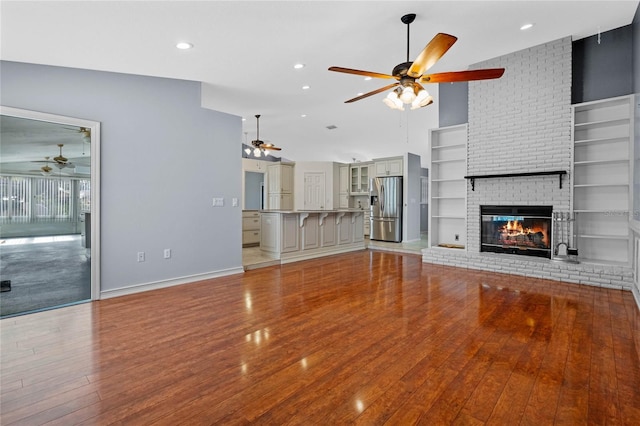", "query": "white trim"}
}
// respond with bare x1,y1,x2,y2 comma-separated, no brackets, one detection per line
99,267,245,299
633,285,640,312
0,106,101,301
